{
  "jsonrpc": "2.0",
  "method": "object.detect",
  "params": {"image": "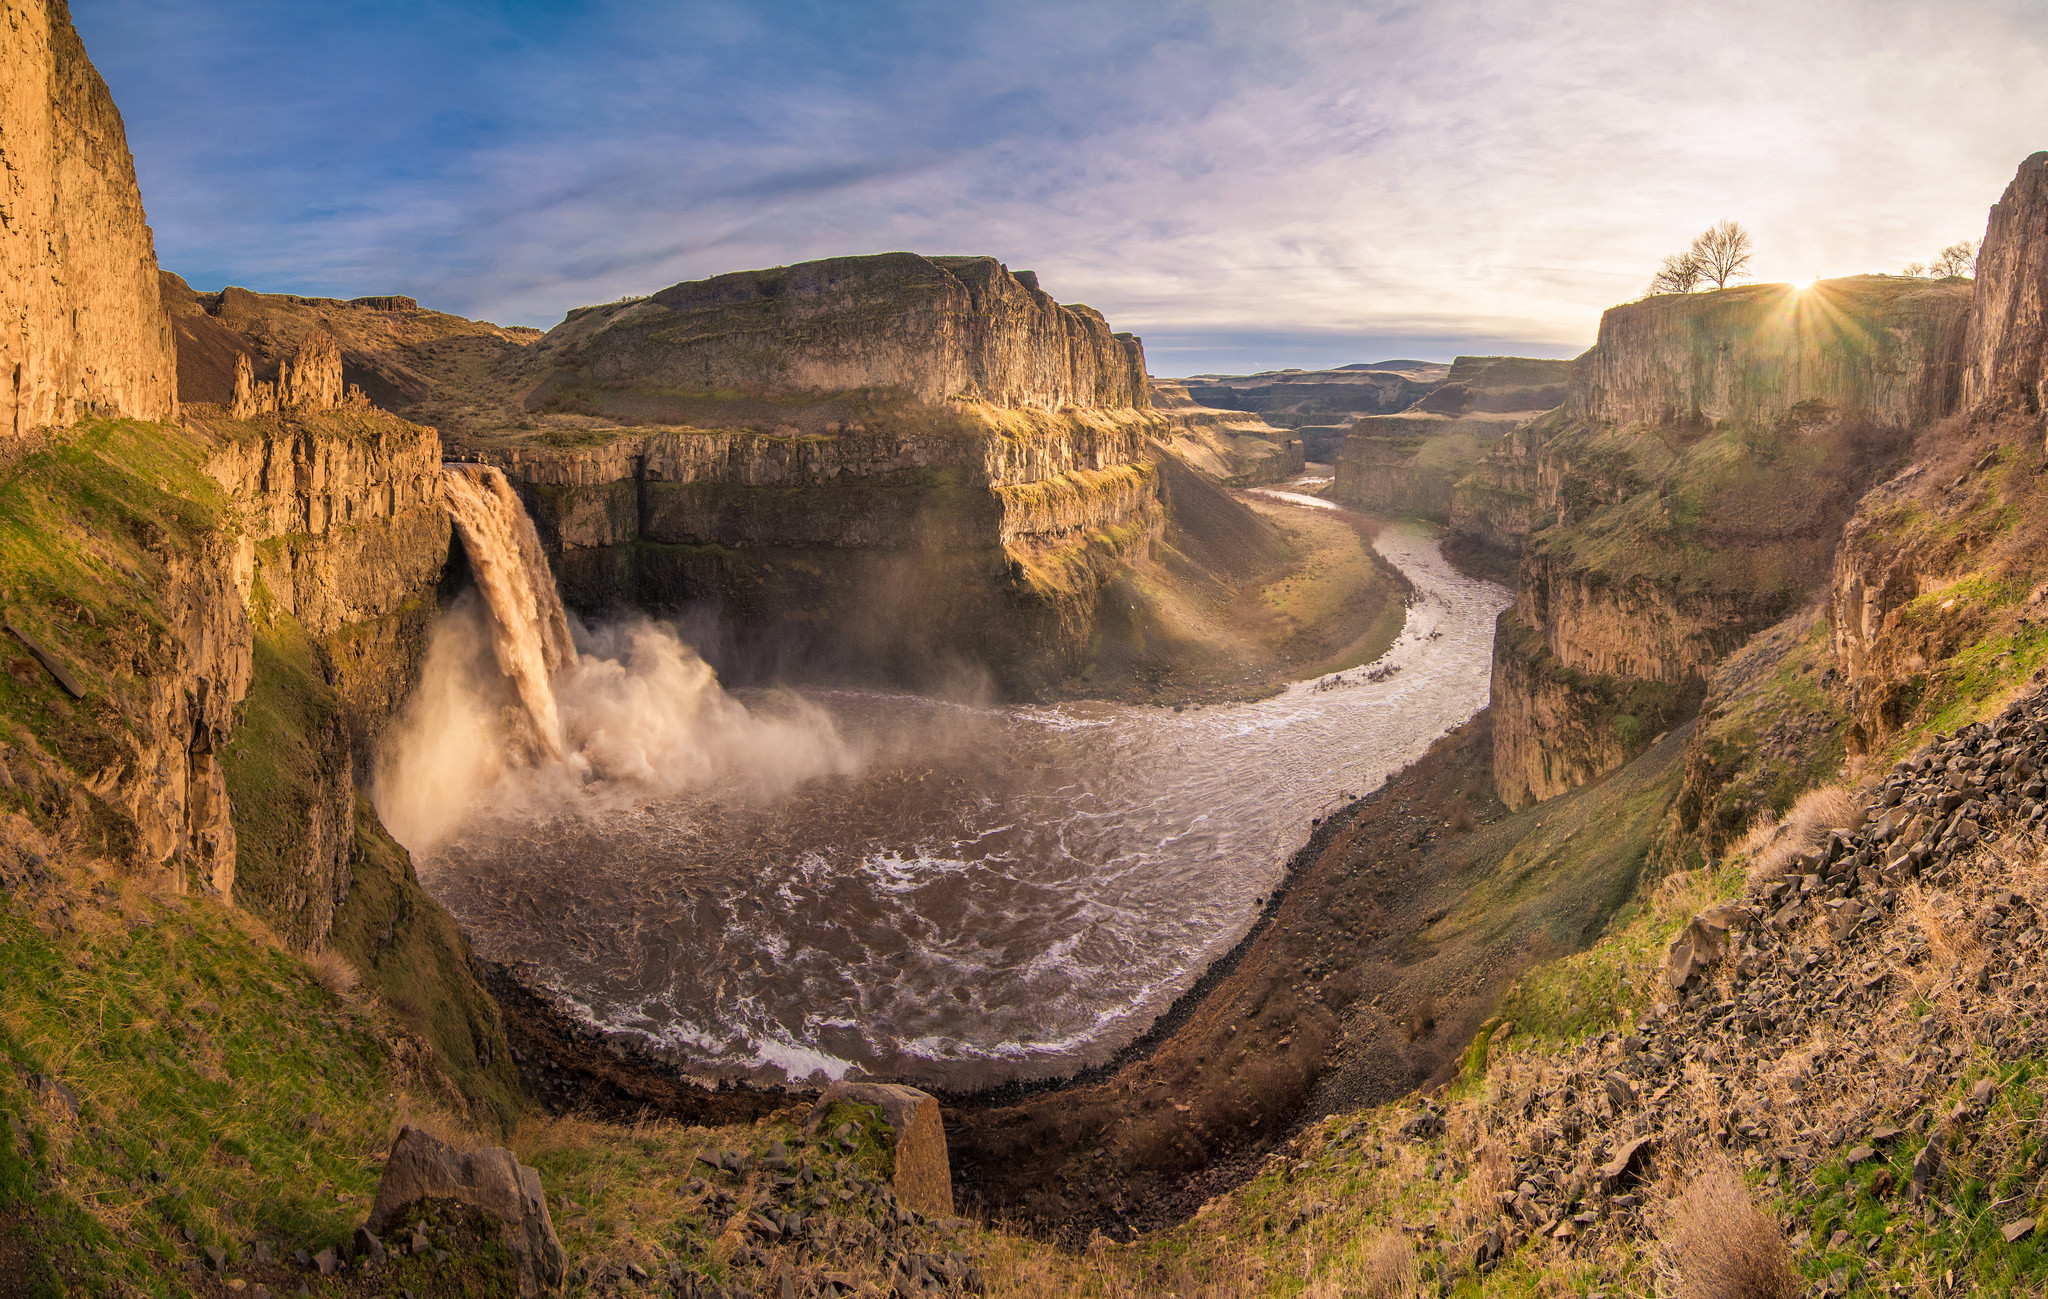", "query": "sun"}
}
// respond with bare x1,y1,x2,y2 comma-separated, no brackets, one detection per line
1794,276,1821,291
